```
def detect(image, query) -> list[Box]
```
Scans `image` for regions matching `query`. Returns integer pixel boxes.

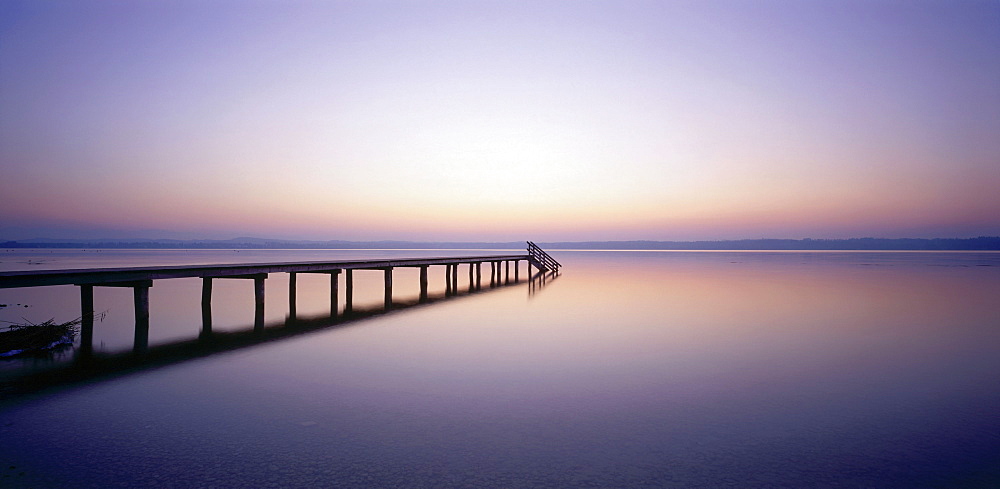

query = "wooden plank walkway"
[0,254,530,288]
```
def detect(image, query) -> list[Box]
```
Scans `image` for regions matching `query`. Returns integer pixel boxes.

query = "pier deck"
[0,254,529,288]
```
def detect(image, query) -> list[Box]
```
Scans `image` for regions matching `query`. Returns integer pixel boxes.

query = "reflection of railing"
[527,241,561,272]
[528,269,560,297]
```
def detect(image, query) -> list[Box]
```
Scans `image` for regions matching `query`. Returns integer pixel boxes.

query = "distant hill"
[3,237,999,250]
[542,237,1000,250]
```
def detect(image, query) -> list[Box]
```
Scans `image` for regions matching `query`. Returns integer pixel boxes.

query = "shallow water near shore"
[2,249,999,487]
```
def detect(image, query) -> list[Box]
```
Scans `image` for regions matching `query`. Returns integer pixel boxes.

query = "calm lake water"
[1,249,999,488]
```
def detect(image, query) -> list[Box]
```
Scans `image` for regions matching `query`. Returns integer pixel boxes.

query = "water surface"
[1,249,998,487]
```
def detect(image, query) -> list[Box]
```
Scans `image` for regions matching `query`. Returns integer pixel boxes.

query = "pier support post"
[216,273,267,331]
[78,280,154,355]
[80,285,94,355]
[133,283,150,354]
[330,270,340,318]
[384,267,393,309]
[419,266,428,302]
[475,262,482,290]
[288,272,297,320]
[201,277,213,337]
[468,263,474,291]
[254,275,265,331]
[515,260,520,282]
[505,261,510,285]
[452,264,459,292]
[490,261,496,287]
[445,265,452,296]
[299,270,341,318]
[345,269,354,313]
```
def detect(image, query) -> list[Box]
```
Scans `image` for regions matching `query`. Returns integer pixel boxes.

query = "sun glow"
[1,1,997,241]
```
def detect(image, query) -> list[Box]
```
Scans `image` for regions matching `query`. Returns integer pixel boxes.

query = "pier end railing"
[527,241,561,272]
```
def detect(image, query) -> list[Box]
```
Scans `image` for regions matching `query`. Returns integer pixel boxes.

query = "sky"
[1,0,998,242]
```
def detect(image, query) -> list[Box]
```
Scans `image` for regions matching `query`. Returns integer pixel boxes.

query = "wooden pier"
[0,243,561,355]
[0,267,561,399]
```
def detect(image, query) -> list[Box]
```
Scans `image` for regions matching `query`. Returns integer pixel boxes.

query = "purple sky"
[1,0,998,241]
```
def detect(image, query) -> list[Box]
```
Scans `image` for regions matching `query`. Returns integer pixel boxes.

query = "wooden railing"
[527,241,561,272]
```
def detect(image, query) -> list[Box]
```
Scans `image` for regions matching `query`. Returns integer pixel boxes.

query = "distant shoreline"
[3,237,999,251]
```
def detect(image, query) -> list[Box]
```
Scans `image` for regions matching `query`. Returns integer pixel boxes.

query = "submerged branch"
[0,315,101,358]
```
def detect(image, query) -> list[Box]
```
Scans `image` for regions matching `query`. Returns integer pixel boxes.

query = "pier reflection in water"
[2,264,555,399]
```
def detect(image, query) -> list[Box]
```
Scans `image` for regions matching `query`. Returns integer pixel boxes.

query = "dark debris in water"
[0,318,80,359]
